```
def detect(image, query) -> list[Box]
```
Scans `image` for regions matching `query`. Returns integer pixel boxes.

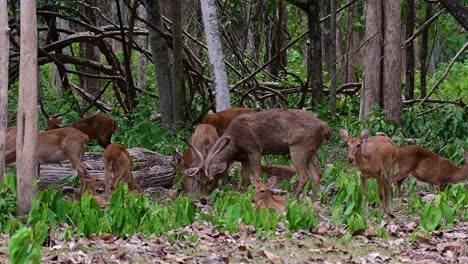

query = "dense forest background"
[0,0,467,262]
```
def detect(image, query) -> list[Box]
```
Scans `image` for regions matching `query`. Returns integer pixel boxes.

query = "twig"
[401,6,444,49]
[419,42,468,106]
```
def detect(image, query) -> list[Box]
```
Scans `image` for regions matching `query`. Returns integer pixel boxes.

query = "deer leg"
[104,159,112,196]
[376,173,391,214]
[98,137,111,148]
[248,153,262,187]
[360,174,367,193]
[239,160,251,191]
[307,153,321,202]
[290,146,311,199]
[112,166,126,190]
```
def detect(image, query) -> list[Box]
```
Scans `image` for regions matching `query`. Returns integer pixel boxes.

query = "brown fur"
[251,176,286,212]
[6,126,90,196]
[46,113,117,148]
[192,109,330,201]
[103,143,142,195]
[394,145,468,193]
[340,128,397,214]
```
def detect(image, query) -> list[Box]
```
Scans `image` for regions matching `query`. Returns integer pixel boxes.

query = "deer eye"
[357,143,361,148]
[260,190,266,193]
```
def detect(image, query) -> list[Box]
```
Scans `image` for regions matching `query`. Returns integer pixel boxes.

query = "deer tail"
[322,125,331,141]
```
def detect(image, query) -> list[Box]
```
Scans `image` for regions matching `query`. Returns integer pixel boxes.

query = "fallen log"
[37,147,175,190]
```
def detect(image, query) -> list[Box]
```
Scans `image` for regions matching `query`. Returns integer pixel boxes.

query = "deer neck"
[452,164,468,182]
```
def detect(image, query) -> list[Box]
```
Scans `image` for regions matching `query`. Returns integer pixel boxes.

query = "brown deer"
[177,124,220,202]
[173,107,255,173]
[6,126,91,195]
[251,176,286,212]
[103,143,143,195]
[394,145,468,194]
[185,109,331,201]
[46,113,117,148]
[339,128,397,214]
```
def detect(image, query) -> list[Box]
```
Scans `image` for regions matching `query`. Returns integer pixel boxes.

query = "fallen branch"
[405,97,465,107]
[401,7,444,49]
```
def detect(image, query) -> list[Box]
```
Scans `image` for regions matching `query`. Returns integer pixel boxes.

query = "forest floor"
[0,188,466,264]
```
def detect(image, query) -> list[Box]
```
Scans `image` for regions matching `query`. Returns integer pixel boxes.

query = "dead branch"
[405,97,465,107]
[401,7,444,49]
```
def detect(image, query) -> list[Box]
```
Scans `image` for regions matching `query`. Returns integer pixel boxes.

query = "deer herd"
[4,107,467,215]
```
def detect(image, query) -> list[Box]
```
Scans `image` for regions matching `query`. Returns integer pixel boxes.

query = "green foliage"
[9,226,43,264]
[286,198,317,231]
[0,173,20,234]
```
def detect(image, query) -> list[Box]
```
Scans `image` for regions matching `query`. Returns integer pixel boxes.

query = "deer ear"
[250,176,259,187]
[268,176,278,189]
[339,128,349,141]
[172,152,183,166]
[360,128,369,140]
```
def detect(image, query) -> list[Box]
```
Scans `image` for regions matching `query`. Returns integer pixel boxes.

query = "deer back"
[37,127,89,164]
[205,109,330,168]
[201,108,255,136]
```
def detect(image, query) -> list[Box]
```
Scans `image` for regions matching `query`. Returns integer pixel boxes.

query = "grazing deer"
[177,124,220,203]
[6,126,91,195]
[46,113,118,148]
[173,108,255,173]
[251,176,286,212]
[339,128,397,214]
[394,145,468,194]
[185,109,331,201]
[104,143,143,195]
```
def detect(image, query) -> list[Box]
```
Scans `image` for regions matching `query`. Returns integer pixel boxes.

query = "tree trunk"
[439,0,468,31]
[420,2,432,98]
[382,0,402,125]
[307,1,323,103]
[146,0,174,125]
[172,0,184,131]
[245,2,261,64]
[405,0,415,100]
[135,5,148,90]
[17,0,39,215]
[0,0,9,179]
[360,0,382,120]
[35,148,175,189]
[329,0,337,114]
[200,0,231,111]
[321,0,331,74]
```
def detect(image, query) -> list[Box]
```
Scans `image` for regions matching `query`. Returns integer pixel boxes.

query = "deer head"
[251,176,285,212]
[340,128,369,166]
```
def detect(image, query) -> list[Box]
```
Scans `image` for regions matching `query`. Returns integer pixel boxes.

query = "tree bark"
[329,0,337,114]
[17,0,39,215]
[439,0,468,31]
[382,0,402,125]
[200,0,231,111]
[321,0,331,74]
[405,0,415,100]
[360,0,382,120]
[172,0,184,131]
[306,0,323,103]
[0,0,9,179]
[135,5,148,90]
[420,2,432,98]
[146,0,174,125]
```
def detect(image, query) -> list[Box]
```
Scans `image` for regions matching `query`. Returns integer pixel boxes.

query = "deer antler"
[180,137,204,168]
[204,137,230,168]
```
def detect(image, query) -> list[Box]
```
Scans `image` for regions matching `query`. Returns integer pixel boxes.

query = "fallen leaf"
[261,250,281,261]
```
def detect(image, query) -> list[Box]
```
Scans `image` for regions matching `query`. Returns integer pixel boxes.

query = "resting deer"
[185,109,331,201]
[104,143,143,195]
[339,128,397,214]
[251,176,286,212]
[6,126,91,196]
[46,113,118,148]
[394,145,468,194]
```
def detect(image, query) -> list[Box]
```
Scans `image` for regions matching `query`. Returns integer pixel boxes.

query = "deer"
[173,107,255,173]
[251,176,286,212]
[339,128,397,214]
[184,109,331,201]
[394,145,468,194]
[6,126,91,196]
[103,143,143,195]
[45,113,118,148]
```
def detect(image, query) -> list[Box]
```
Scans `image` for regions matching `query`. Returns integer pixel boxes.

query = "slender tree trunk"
[360,0,382,120]
[321,0,331,74]
[329,0,337,114]
[0,0,9,179]
[172,0,184,131]
[405,0,415,100]
[246,2,261,64]
[146,0,174,125]
[17,0,39,215]
[382,0,402,125]
[135,5,148,90]
[420,2,432,98]
[306,1,323,103]
[200,0,231,111]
